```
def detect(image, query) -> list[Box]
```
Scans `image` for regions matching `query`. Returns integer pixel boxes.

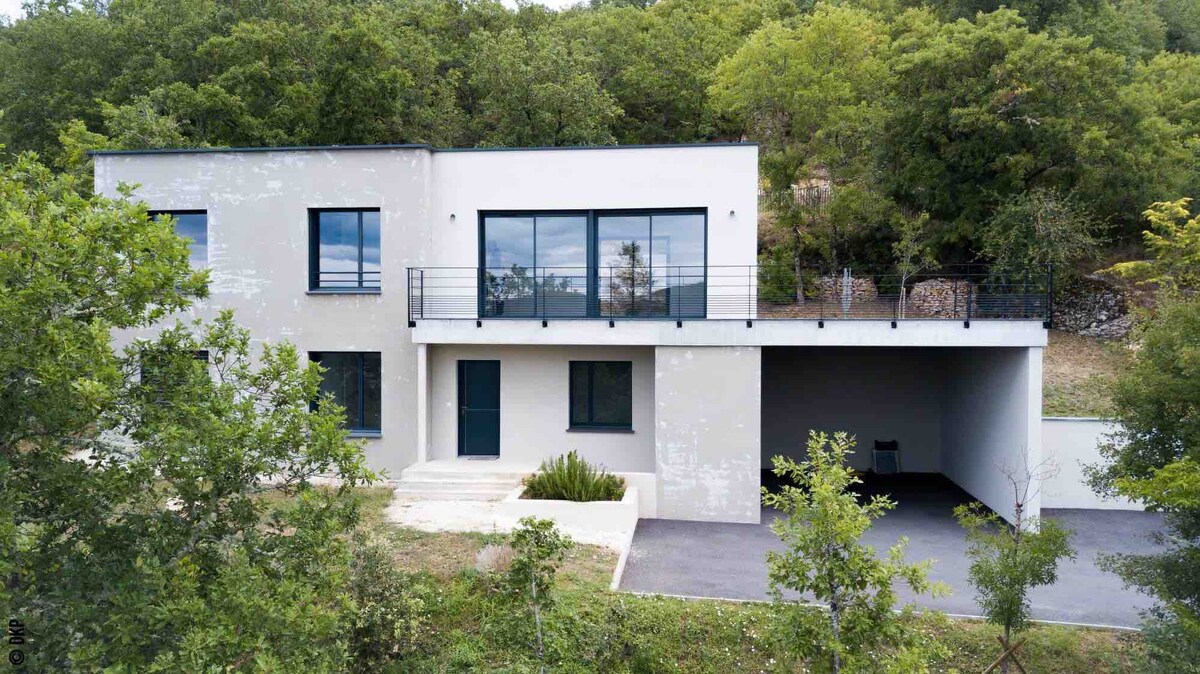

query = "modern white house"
[93,142,1064,525]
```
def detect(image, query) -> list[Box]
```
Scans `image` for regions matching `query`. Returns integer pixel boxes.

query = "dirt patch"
[1043,330,1128,417]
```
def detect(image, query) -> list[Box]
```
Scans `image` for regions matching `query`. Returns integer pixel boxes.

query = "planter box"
[497,485,640,535]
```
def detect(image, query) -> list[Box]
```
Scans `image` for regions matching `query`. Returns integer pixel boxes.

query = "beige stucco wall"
[94,148,434,476]
[427,344,656,472]
[655,346,762,523]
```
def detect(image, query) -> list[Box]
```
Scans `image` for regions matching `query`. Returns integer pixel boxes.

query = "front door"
[458,360,500,457]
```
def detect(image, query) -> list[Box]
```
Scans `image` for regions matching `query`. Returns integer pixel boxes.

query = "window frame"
[567,360,634,432]
[308,351,382,437]
[478,208,708,319]
[308,208,382,293]
[149,209,208,267]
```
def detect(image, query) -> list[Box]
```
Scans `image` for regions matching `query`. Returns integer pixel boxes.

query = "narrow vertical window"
[310,352,382,434]
[568,361,633,430]
[151,210,208,267]
[309,209,381,291]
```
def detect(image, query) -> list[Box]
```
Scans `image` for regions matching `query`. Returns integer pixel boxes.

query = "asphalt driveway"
[618,478,1166,629]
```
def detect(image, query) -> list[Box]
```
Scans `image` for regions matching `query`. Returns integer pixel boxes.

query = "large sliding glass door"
[480,209,705,319]
[596,211,705,318]
[481,213,588,317]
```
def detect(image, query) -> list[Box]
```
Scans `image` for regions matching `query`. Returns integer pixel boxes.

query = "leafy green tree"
[500,516,574,674]
[980,188,1100,274]
[712,5,892,274]
[893,211,937,317]
[880,10,1178,252]
[762,431,947,673]
[468,26,622,147]
[1089,197,1200,670]
[1086,292,1200,673]
[0,152,381,670]
[1104,199,1200,289]
[955,468,1074,674]
[1158,0,1200,52]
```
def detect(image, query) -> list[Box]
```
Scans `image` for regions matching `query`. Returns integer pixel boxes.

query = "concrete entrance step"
[392,485,514,501]
[393,460,535,502]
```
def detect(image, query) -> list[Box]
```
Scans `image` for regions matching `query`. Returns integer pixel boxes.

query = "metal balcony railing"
[312,269,381,289]
[405,264,1053,326]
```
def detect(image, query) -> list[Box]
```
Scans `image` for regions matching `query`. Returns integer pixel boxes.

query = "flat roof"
[88,141,757,157]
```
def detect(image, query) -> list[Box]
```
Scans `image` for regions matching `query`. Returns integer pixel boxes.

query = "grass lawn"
[1043,330,1127,418]
[350,488,1145,673]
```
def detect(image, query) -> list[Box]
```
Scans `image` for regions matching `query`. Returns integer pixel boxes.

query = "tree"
[893,211,937,318]
[1088,197,1200,670]
[762,431,947,673]
[980,188,1100,275]
[954,461,1074,674]
[0,152,380,670]
[605,240,652,315]
[711,7,892,273]
[467,26,622,147]
[879,10,1178,253]
[500,517,574,674]
[1103,198,1200,290]
[1084,293,1200,672]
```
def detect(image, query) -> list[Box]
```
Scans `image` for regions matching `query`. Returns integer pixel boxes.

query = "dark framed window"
[479,209,705,319]
[309,209,381,291]
[310,352,381,434]
[569,361,633,430]
[151,210,207,266]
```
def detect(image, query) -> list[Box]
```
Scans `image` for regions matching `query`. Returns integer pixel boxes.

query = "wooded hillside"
[2,0,1197,268]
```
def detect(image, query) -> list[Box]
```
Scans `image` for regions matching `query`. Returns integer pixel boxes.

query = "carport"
[761,345,1043,523]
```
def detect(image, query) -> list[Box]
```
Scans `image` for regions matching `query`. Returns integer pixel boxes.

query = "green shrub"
[522,451,626,502]
[347,534,428,673]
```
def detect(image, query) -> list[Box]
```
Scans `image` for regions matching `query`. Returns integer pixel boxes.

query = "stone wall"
[816,276,877,301]
[1052,275,1132,340]
[907,278,974,318]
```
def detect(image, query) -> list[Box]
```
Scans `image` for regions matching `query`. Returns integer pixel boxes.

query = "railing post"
[965,275,973,328]
[1045,263,1054,328]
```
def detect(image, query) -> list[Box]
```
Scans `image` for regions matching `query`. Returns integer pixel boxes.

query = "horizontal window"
[569,361,632,430]
[151,210,207,267]
[310,352,381,433]
[310,209,381,291]
[480,209,705,319]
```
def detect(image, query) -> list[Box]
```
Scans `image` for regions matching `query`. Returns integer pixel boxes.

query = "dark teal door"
[458,360,500,457]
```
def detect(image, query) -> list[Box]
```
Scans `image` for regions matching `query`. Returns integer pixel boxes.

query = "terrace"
[405,264,1054,327]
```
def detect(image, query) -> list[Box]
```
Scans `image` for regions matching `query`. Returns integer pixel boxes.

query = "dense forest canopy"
[1,0,1198,266]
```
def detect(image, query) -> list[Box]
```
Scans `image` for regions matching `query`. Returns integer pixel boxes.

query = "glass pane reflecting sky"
[318,211,359,286]
[156,212,208,267]
[483,216,534,270]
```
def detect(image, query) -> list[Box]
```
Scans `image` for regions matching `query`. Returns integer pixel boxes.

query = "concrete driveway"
[618,479,1166,629]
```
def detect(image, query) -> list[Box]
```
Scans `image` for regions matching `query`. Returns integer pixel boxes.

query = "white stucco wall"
[94,148,433,476]
[761,347,945,472]
[941,347,1042,522]
[427,344,656,472]
[654,346,762,523]
[429,144,759,281]
[92,144,758,480]
[1041,417,1141,510]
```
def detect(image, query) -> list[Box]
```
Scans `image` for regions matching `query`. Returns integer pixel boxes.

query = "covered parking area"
[761,345,1043,523]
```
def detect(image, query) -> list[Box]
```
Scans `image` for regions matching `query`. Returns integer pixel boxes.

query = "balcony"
[405,264,1053,326]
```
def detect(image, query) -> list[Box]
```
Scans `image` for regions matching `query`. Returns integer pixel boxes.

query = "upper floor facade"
[93,142,1049,350]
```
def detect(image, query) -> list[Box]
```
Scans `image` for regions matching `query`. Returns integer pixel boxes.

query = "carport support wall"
[654,346,761,523]
[940,347,1043,524]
